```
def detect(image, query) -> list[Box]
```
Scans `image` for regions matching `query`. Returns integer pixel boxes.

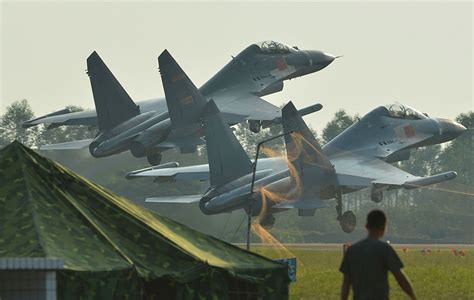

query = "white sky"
[1,1,473,132]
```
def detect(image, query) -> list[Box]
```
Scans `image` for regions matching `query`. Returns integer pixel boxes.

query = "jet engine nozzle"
[89,141,101,157]
[200,187,259,215]
[130,119,171,158]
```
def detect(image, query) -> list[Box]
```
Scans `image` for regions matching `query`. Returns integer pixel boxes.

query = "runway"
[236,243,474,250]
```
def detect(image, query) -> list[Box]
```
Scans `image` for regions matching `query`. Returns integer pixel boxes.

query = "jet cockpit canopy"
[384,103,428,120]
[255,40,296,54]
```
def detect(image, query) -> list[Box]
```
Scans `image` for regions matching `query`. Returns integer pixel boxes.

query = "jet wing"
[126,164,210,182]
[127,157,286,182]
[22,98,166,129]
[332,152,456,188]
[145,195,201,204]
[212,90,281,121]
[39,139,94,150]
[332,153,417,186]
[273,200,330,209]
[22,109,98,128]
[158,136,205,149]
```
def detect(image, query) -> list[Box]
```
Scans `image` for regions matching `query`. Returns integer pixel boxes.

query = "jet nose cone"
[437,118,467,140]
[452,121,468,136]
[305,50,337,69]
[284,50,338,79]
[322,52,337,65]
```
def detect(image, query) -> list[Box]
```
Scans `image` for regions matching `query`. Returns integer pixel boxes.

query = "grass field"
[254,244,474,299]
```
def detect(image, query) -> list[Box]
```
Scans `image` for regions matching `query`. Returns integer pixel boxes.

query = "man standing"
[340,210,416,300]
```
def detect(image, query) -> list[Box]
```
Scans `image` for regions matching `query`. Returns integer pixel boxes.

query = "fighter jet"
[127,72,466,232]
[23,41,335,165]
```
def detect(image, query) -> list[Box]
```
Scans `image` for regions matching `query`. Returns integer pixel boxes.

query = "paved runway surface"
[236,243,474,250]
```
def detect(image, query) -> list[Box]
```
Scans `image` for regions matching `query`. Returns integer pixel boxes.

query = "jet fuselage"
[28,41,337,165]
[199,103,466,218]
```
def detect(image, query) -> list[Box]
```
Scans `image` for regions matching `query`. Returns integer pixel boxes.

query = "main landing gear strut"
[335,188,356,233]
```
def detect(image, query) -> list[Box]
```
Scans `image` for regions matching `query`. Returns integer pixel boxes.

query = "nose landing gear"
[335,188,356,233]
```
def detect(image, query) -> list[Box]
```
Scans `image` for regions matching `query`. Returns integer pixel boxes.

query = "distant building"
[0,258,63,300]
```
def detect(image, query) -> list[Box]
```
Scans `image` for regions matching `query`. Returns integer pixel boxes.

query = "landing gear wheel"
[339,211,356,233]
[259,214,276,230]
[371,189,383,203]
[147,153,162,166]
[335,187,356,233]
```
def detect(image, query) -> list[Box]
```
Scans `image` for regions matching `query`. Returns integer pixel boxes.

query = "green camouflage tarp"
[0,141,289,299]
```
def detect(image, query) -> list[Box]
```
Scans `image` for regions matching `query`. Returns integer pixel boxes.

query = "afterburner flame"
[287,132,332,169]
[252,133,322,249]
[251,223,296,258]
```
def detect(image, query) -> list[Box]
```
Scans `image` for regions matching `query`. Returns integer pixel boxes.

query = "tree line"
[1,99,473,244]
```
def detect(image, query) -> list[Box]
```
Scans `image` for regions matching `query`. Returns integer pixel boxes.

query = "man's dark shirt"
[339,238,404,300]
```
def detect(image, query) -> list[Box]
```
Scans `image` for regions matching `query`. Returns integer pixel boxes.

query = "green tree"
[322,109,357,144]
[234,121,321,159]
[0,99,39,146]
[437,112,474,186]
[38,105,97,145]
[0,131,7,148]
[234,122,284,157]
[398,145,441,176]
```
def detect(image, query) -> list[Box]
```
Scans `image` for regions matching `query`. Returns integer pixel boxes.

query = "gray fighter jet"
[128,74,466,232]
[23,41,334,165]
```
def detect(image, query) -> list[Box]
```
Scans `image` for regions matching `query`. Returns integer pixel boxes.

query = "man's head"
[366,209,387,238]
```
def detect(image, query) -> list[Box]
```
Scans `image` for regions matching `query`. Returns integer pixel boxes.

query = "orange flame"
[251,132,324,256]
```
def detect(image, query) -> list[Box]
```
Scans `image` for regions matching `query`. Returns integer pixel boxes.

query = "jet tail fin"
[203,100,252,187]
[87,51,139,132]
[281,101,334,176]
[158,50,207,128]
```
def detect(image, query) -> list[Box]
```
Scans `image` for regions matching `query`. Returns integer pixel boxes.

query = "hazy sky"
[1,1,472,132]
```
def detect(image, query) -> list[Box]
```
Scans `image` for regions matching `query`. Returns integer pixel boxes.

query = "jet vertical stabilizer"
[281,101,332,170]
[281,101,336,208]
[87,51,140,132]
[203,100,252,187]
[159,50,208,128]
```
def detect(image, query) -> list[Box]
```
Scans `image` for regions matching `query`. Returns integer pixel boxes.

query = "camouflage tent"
[0,141,289,299]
